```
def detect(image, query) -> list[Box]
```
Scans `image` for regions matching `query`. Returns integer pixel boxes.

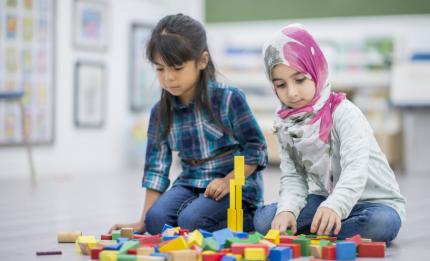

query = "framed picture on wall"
[129,23,159,112]
[74,62,106,128]
[73,0,109,51]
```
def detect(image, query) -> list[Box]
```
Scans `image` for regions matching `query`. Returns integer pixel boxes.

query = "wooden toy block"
[346,234,363,245]
[265,229,280,244]
[137,246,155,256]
[79,241,98,255]
[336,241,356,260]
[278,243,301,258]
[159,236,188,252]
[357,242,385,258]
[236,209,243,232]
[227,208,237,231]
[293,238,311,256]
[127,249,137,255]
[280,235,297,244]
[163,228,178,237]
[229,179,236,208]
[235,186,242,210]
[112,230,121,240]
[234,156,245,186]
[137,235,161,245]
[310,239,320,245]
[361,238,372,243]
[57,231,82,243]
[220,256,237,261]
[102,234,113,240]
[136,256,165,261]
[75,235,97,253]
[234,232,248,239]
[91,247,104,260]
[117,254,137,261]
[259,239,276,249]
[322,245,336,260]
[231,243,269,256]
[179,229,189,235]
[36,250,62,256]
[319,240,331,246]
[213,228,234,246]
[162,224,174,233]
[105,242,123,251]
[202,251,225,261]
[268,246,293,261]
[98,240,117,248]
[119,240,140,254]
[162,235,178,241]
[199,229,213,238]
[188,229,204,247]
[203,237,221,252]
[120,228,134,239]
[244,247,265,260]
[224,254,242,261]
[310,245,322,258]
[99,250,118,261]
[168,249,198,261]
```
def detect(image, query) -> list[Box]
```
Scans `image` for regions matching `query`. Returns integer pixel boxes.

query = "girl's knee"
[145,206,169,235]
[360,207,401,242]
[177,210,202,231]
[253,204,277,235]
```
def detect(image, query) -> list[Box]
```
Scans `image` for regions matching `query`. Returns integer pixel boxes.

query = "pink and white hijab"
[263,24,345,192]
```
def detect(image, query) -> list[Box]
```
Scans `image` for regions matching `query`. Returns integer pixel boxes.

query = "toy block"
[259,239,276,249]
[137,235,161,245]
[119,240,140,254]
[136,256,165,261]
[292,238,311,256]
[286,229,293,235]
[229,179,236,208]
[319,240,331,246]
[234,232,248,239]
[247,232,264,243]
[162,235,178,241]
[179,229,189,235]
[150,252,169,259]
[235,186,242,210]
[268,246,292,261]
[102,234,113,240]
[199,229,213,238]
[79,241,99,255]
[310,245,322,258]
[57,231,82,243]
[220,256,237,261]
[188,230,204,247]
[167,249,198,261]
[203,237,221,251]
[118,237,130,244]
[162,224,174,233]
[227,208,237,231]
[105,242,123,251]
[265,229,280,244]
[224,237,242,248]
[280,235,297,244]
[336,241,356,260]
[236,209,243,232]
[159,236,188,252]
[121,228,134,239]
[99,250,119,261]
[36,250,62,256]
[202,251,225,261]
[213,228,235,246]
[75,235,97,253]
[112,230,121,240]
[137,246,154,256]
[231,243,269,256]
[357,242,385,258]
[322,245,336,260]
[346,234,362,245]
[163,228,178,237]
[117,254,137,261]
[361,238,372,243]
[278,243,300,258]
[306,234,318,238]
[244,247,265,260]
[98,240,117,248]
[91,247,104,260]
[234,156,245,186]
[127,249,137,255]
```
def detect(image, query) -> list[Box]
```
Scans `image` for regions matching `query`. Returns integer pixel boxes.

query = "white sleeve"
[276,145,309,218]
[319,101,370,219]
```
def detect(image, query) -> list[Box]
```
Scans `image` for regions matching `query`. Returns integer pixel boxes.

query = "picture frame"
[129,22,159,112]
[73,0,109,51]
[74,62,106,128]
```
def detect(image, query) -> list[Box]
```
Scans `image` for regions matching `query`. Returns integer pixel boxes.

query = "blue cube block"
[199,229,213,238]
[269,247,292,261]
[150,252,169,259]
[162,235,178,241]
[104,242,122,250]
[221,256,237,261]
[234,232,249,239]
[161,224,174,233]
[336,241,356,260]
[117,237,129,244]
[213,228,234,246]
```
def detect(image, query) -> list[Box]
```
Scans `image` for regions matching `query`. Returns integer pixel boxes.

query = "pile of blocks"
[57,226,386,260]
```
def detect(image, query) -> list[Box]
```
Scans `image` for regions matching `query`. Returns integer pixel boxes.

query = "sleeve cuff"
[142,173,170,193]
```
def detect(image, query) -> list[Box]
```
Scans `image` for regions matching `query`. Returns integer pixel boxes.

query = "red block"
[101,234,112,240]
[322,245,336,260]
[202,253,225,261]
[90,247,103,260]
[127,249,137,255]
[346,234,363,245]
[179,229,189,235]
[280,235,298,244]
[279,243,301,258]
[220,248,231,254]
[358,242,385,258]
[231,243,270,256]
[137,234,161,244]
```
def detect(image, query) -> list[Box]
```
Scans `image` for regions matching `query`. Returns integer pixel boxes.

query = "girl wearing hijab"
[253,24,405,243]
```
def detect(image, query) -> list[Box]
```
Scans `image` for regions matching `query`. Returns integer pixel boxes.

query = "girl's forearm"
[139,189,161,224]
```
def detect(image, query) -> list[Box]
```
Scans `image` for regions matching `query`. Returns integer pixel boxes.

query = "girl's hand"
[311,207,341,235]
[271,211,297,235]
[108,221,145,234]
[204,177,230,201]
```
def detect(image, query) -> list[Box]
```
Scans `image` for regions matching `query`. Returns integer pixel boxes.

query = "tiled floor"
[0,166,428,260]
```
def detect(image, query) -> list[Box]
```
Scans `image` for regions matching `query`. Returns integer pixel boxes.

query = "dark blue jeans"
[145,184,255,234]
[253,194,401,243]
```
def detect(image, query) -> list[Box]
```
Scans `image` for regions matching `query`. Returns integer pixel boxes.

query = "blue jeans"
[253,194,401,243]
[145,184,255,234]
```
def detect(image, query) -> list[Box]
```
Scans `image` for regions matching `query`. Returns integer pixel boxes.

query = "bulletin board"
[0,0,55,146]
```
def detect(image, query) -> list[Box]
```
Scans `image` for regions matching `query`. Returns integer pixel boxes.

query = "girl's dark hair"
[147,13,227,141]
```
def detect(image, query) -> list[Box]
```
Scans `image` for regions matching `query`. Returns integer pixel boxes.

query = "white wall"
[0,0,203,178]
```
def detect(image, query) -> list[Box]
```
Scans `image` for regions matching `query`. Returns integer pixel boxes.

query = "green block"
[320,240,331,246]
[224,237,242,248]
[119,240,140,254]
[293,238,311,256]
[117,254,137,261]
[286,229,293,235]
[112,230,121,240]
[306,234,317,238]
[203,237,220,251]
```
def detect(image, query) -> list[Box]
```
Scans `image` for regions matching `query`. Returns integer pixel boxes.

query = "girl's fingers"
[325,216,335,235]
[291,220,297,235]
[334,217,341,235]
[311,211,322,233]
[318,214,329,235]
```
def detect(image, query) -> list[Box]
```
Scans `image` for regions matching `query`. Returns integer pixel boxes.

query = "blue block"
[104,242,122,250]
[213,228,234,246]
[269,247,292,261]
[336,241,356,260]
[234,232,248,239]
[162,235,178,241]
[151,252,169,259]
[161,224,174,233]
[117,237,129,244]
[221,256,237,261]
[199,229,213,238]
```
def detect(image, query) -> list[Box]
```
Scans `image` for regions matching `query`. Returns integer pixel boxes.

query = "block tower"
[228,156,245,232]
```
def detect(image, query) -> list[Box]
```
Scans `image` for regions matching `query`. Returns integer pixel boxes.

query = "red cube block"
[101,234,112,240]
[346,234,363,245]
[358,242,385,258]
[179,229,189,235]
[127,249,137,255]
[137,234,161,245]
[279,243,301,258]
[202,252,225,261]
[322,245,336,260]
[280,235,298,244]
[90,247,103,260]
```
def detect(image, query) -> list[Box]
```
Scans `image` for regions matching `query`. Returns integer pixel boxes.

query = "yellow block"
[75,235,97,253]
[229,179,236,209]
[159,236,188,252]
[236,209,243,232]
[228,208,237,231]
[57,231,82,243]
[234,156,245,186]
[137,246,154,256]
[235,185,242,210]
[99,250,118,261]
[310,239,321,245]
[265,229,280,245]
[137,256,165,261]
[188,230,203,247]
[244,247,265,260]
